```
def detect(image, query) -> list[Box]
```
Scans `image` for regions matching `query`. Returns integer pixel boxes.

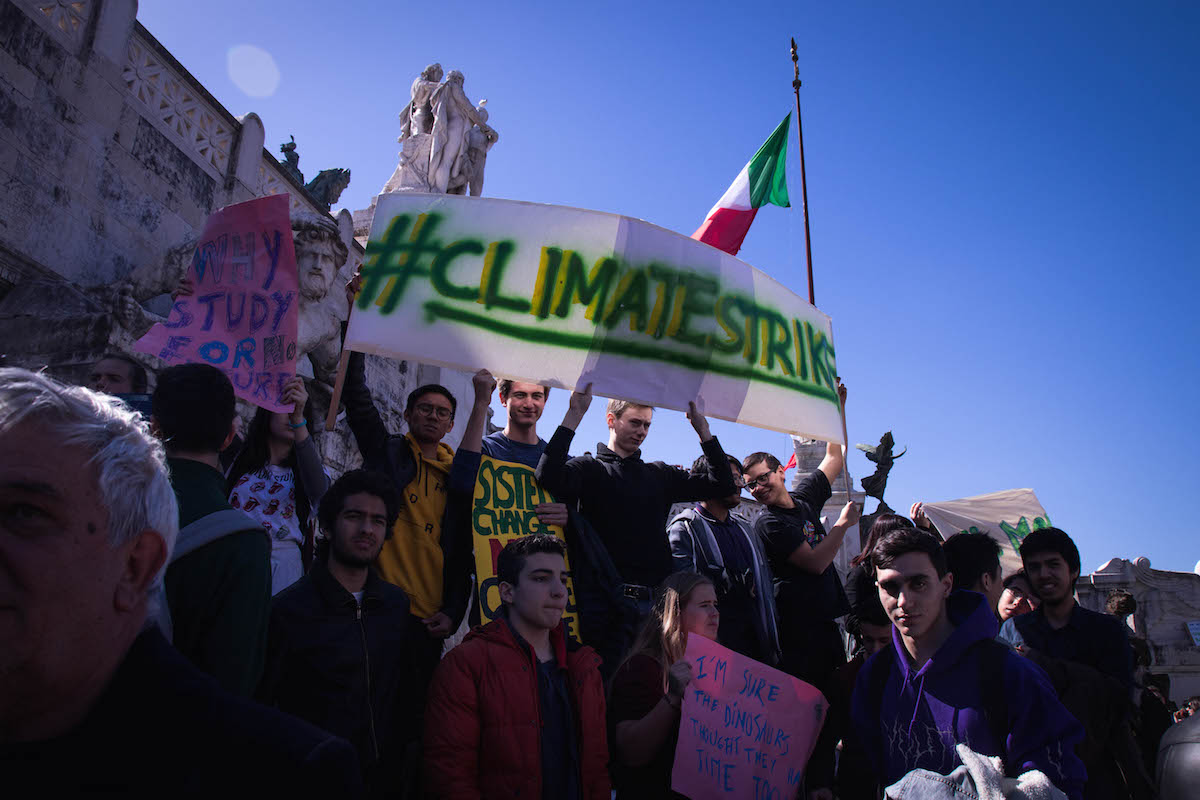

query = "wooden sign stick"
[324,349,350,432]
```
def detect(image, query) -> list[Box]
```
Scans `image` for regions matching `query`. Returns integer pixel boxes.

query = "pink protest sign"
[671,635,827,800]
[135,194,299,412]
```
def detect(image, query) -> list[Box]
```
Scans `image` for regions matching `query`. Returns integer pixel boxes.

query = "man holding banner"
[452,369,586,630]
[535,385,736,669]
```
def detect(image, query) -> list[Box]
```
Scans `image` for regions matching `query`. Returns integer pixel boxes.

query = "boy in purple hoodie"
[851,528,1087,799]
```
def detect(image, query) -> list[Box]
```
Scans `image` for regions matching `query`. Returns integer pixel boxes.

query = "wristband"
[287,418,307,429]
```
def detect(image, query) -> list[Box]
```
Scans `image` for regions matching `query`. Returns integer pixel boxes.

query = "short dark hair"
[1018,527,1081,577]
[742,452,781,472]
[406,383,456,416]
[943,532,1002,592]
[317,469,400,537]
[497,535,566,588]
[1003,569,1032,590]
[690,453,741,478]
[498,379,550,400]
[98,352,149,393]
[871,528,948,578]
[152,364,235,453]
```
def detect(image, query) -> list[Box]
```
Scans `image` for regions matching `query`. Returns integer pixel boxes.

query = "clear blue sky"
[140,1,1199,574]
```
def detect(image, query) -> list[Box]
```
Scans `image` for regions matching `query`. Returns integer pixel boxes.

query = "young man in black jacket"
[260,469,424,798]
[535,384,736,673]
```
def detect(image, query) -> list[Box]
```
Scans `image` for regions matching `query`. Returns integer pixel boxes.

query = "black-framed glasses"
[744,472,774,489]
[414,402,453,420]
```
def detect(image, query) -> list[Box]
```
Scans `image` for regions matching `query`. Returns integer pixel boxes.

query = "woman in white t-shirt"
[226,376,329,595]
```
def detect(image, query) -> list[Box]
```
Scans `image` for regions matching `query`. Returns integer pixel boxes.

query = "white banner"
[345,193,844,441]
[922,488,1053,576]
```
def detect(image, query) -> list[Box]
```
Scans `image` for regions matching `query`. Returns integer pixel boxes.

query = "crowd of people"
[2,333,1197,798]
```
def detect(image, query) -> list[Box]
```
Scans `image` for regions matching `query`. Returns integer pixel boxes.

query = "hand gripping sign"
[672,635,827,800]
[471,454,582,640]
[135,195,299,412]
[346,193,845,442]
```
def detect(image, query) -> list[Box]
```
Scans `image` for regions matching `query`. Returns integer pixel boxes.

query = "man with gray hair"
[0,368,362,795]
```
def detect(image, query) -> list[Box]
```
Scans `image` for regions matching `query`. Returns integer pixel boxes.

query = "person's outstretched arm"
[667,401,736,501]
[534,383,592,502]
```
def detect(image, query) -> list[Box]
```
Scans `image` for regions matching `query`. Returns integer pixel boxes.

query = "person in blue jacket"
[851,527,1087,799]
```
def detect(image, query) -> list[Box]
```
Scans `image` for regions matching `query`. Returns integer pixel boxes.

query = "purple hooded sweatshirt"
[851,591,1087,800]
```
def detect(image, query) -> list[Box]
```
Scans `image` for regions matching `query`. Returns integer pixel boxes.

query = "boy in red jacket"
[423,535,609,799]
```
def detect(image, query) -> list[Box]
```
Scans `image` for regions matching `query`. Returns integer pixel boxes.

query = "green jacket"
[165,457,271,698]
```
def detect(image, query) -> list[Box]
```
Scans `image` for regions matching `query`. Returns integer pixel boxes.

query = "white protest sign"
[346,193,844,441]
[922,488,1052,576]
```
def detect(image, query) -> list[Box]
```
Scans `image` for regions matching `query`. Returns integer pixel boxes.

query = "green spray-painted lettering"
[357,212,840,402]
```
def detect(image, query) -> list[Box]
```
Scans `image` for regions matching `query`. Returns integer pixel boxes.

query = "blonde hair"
[621,572,714,689]
[606,398,653,421]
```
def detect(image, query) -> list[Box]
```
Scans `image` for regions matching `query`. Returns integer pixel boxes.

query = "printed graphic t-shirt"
[229,464,303,594]
[753,469,849,624]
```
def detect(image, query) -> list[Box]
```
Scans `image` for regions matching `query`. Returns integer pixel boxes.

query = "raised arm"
[341,273,388,468]
[457,369,496,455]
[817,382,848,487]
[284,378,331,508]
[784,501,859,575]
[534,383,592,502]
[666,402,736,502]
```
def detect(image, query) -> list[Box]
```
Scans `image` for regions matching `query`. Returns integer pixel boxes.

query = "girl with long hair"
[844,513,914,613]
[608,572,720,799]
[227,376,329,595]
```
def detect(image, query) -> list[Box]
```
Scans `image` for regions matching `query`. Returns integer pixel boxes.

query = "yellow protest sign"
[471,454,581,641]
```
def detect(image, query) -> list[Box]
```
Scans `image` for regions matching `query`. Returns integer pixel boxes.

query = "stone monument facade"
[0,0,475,475]
[1077,557,1200,707]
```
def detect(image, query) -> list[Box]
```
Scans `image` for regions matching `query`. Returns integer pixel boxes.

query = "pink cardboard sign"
[135,195,299,412]
[671,635,827,800]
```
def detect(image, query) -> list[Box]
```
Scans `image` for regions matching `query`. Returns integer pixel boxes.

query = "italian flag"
[692,114,791,256]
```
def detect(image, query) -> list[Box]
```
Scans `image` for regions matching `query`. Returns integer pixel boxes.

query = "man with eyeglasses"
[741,382,859,689]
[342,339,476,684]
[667,454,781,665]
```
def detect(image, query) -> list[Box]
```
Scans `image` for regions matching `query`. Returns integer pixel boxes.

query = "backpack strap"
[867,645,897,724]
[973,638,1013,772]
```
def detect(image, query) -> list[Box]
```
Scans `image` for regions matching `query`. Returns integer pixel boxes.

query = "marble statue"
[291,209,350,389]
[379,64,498,197]
[398,63,444,141]
[453,100,499,197]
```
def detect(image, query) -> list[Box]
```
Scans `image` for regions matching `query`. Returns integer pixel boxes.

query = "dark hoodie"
[851,591,1087,800]
[535,426,735,587]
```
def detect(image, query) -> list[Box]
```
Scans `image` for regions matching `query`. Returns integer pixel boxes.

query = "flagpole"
[791,37,816,307]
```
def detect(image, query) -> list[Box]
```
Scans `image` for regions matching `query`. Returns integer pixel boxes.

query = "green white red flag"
[692,114,791,255]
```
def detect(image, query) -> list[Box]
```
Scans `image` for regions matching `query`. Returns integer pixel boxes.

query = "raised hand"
[345,270,363,308]
[686,400,712,441]
[282,376,309,422]
[836,500,861,530]
[562,382,593,429]
[910,501,932,530]
[472,369,496,406]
